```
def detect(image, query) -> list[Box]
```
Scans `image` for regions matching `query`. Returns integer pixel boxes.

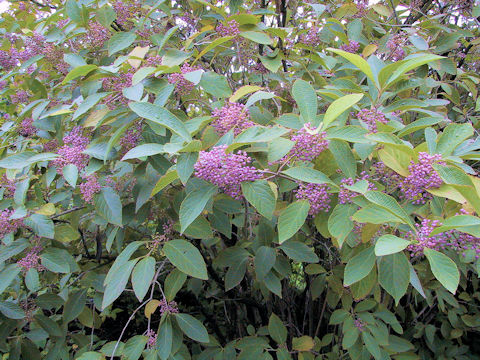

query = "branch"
[51,206,86,219]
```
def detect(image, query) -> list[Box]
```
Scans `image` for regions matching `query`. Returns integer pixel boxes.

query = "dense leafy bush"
[1,0,480,358]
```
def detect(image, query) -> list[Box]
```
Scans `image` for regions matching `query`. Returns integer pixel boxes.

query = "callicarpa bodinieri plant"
[1,0,480,358]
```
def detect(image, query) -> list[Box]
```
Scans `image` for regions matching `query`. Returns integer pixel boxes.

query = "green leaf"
[328,204,356,248]
[362,332,382,360]
[123,335,147,360]
[282,166,336,187]
[63,164,78,188]
[96,5,116,28]
[95,187,123,226]
[199,71,232,98]
[344,247,376,286]
[62,64,97,84]
[108,32,137,56]
[163,239,208,280]
[242,180,276,219]
[225,260,247,291]
[278,200,310,244]
[378,54,444,89]
[323,93,363,128]
[0,301,25,319]
[268,313,287,344]
[176,152,198,184]
[364,191,415,230]
[132,257,155,301]
[436,123,474,156]
[375,235,411,256]
[63,289,87,323]
[122,144,165,160]
[292,79,317,124]
[151,169,178,197]
[179,182,217,232]
[102,259,137,310]
[424,248,460,294]
[327,48,377,85]
[157,317,173,360]
[34,314,63,337]
[174,313,209,343]
[240,31,273,45]
[164,269,187,302]
[193,36,235,64]
[431,215,480,237]
[73,92,109,120]
[41,248,73,273]
[279,241,319,263]
[0,264,21,296]
[129,102,192,141]
[264,271,282,297]
[24,214,54,239]
[378,252,410,305]
[66,0,83,23]
[328,140,356,178]
[76,352,104,360]
[353,205,404,224]
[255,246,276,280]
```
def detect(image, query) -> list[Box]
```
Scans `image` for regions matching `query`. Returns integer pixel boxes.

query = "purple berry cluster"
[340,40,360,53]
[407,214,480,259]
[119,121,143,157]
[301,25,320,47]
[354,0,369,17]
[1,174,16,197]
[83,21,111,49]
[338,172,376,204]
[253,62,269,74]
[0,209,23,238]
[354,317,366,332]
[159,298,179,315]
[113,0,143,30]
[194,145,261,199]
[386,34,406,61]
[146,330,157,348]
[145,55,162,67]
[356,108,388,133]
[52,126,90,173]
[10,90,30,105]
[79,175,102,204]
[282,123,328,163]
[400,152,444,204]
[371,162,400,192]
[295,182,331,216]
[167,63,200,96]
[216,20,240,37]
[102,70,134,108]
[19,117,37,137]
[105,173,137,193]
[211,103,255,136]
[17,246,45,272]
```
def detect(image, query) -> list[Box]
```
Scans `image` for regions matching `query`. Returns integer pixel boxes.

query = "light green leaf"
[328,204,356,248]
[364,191,415,230]
[62,64,97,84]
[282,167,336,187]
[24,214,55,239]
[242,180,276,219]
[344,247,376,286]
[193,36,234,64]
[123,335,148,360]
[179,182,216,232]
[424,248,460,294]
[279,241,319,263]
[175,313,209,343]
[255,246,276,280]
[199,71,232,98]
[132,257,155,301]
[436,123,474,156]
[278,200,310,244]
[292,79,317,124]
[122,144,165,160]
[323,93,363,128]
[63,164,78,188]
[151,168,178,197]
[378,252,410,305]
[268,313,287,344]
[164,269,187,302]
[129,102,192,141]
[163,239,208,280]
[0,264,20,296]
[157,317,173,360]
[108,32,137,56]
[375,235,411,256]
[95,187,123,226]
[240,31,273,45]
[327,48,377,85]
[102,259,138,309]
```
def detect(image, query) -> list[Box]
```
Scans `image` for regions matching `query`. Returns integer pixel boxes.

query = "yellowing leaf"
[292,336,314,351]
[84,108,109,128]
[127,46,150,68]
[36,203,56,216]
[230,85,263,103]
[362,44,377,58]
[144,299,160,319]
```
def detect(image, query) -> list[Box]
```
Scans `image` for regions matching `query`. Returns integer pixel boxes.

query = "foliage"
[0,0,480,359]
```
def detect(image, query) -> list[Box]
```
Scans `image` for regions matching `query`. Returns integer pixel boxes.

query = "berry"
[211,103,254,136]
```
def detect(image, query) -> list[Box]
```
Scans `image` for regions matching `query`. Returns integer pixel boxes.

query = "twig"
[51,206,86,219]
